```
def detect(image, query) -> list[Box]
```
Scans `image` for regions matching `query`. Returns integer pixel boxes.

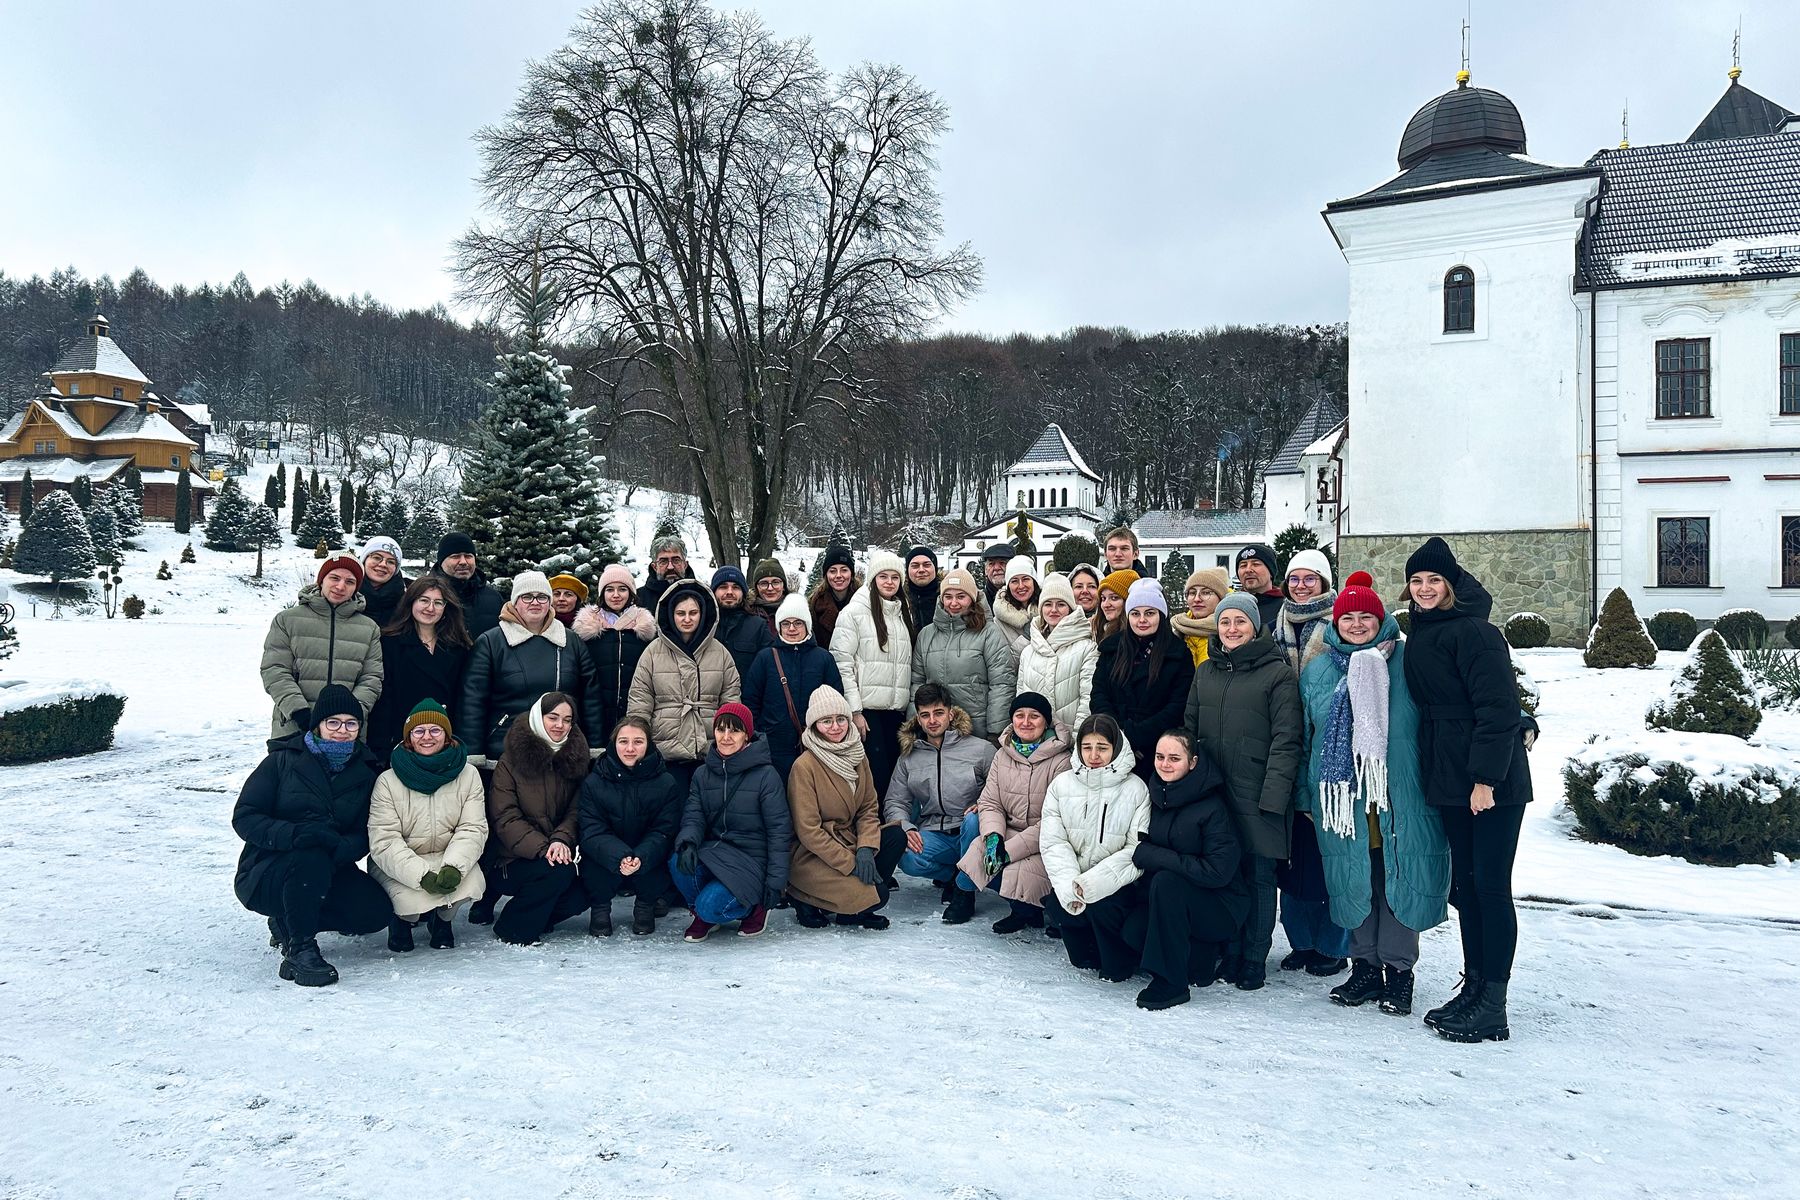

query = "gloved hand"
[331,838,362,868]
[982,832,1009,877]
[293,826,338,852]
[676,844,698,878]
[291,709,311,731]
[419,869,441,893]
[435,864,462,892]
[852,847,878,886]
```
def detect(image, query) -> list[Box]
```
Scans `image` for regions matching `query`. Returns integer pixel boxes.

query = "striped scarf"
[1317,637,1395,839]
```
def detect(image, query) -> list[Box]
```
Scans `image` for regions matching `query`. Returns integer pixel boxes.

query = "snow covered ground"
[2,545,1798,1197]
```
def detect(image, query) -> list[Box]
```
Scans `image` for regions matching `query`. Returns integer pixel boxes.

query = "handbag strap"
[771,649,805,734]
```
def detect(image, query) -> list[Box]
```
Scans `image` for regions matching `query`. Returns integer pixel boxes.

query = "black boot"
[836,911,891,931]
[1216,953,1243,985]
[631,901,656,936]
[468,898,496,926]
[942,888,976,925]
[1435,980,1509,1043]
[1187,943,1221,988]
[1423,972,1484,1030]
[1379,967,1414,1016]
[1280,948,1313,971]
[279,937,339,987]
[1235,960,1267,991]
[387,917,416,953]
[1306,954,1349,977]
[267,915,288,949]
[794,902,830,929]
[1329,959,1385,1007]
[426,911,455,950]
[991,909,1038,935]
[1136,974,1192,1010]
[589,906,614,937]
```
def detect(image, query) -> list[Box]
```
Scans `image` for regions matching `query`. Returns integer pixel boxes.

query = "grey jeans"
[1349,849,1419,971]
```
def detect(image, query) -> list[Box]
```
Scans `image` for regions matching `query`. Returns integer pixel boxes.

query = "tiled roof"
[1577,130,1800,289]
[1009,423,1100,481]
[1265,397,1346,476]
[1327,146,1595,211]
[48,333,151,384]
[1135,508,1266,542]
[1688,80,1794,144]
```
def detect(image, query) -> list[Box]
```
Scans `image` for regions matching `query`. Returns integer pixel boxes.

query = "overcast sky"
[1,1,1793,336]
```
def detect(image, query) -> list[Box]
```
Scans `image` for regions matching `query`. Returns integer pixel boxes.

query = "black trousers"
[863,709,906,800]
[585,859,673,911]
[1045,886,1141,980]
[866,822,908,912]
[1440,803,1526,983]
[492,858,592,944]
[1127,870,1243,986]
[1233,853,1279,965]
[242,850,392,943]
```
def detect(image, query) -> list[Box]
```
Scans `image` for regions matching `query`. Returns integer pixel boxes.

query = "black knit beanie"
[1403,536,1463,585]
[1009,692,1056,731]
[823,544,855,571]
[907,545,938,568]
[435,531,477,571]
[310,683,363,731]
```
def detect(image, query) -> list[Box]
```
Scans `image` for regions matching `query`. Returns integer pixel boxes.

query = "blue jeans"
[1280,894,1352,958]
[899,810,982,889]
[668,855,751,925]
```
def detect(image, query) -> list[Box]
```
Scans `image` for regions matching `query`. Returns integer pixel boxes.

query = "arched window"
[1061,488,1068,507]
[1443,266,1474,333]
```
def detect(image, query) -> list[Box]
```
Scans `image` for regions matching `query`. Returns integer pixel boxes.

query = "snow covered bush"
[14,490,97,588]
[0,683,126,765]
[1503,612,1550,649]
[1646,609,1698,652]
[122,595,145,619]
[1784,616,1800,649]
[1563,733,1800,866]
[1584,587,1657,669]
[1051,533,1099,574]
[1713,609,1768,650]
[1513,653,1540,717]
[1645,631,1760,739]
[295,479,344,550]
[204,477,256,550]
[1738,645,1800,713]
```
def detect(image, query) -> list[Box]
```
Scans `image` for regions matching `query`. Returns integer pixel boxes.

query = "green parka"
[260,584,384,738]
[1184,632,1302,860]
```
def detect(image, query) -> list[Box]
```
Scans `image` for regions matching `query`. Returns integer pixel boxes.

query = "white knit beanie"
[1039,571,1077,611]
[1285,549,1334,590]
[511,570,552,600]
[867,549,906,580]
[775,593,812,635]
[1005,555,1037,583]
[361,535,402,564]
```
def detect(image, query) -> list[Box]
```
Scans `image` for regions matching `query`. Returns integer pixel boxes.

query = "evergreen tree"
[0,615,17,666]
[85,499,121,567]
[180,542,196,564]
[455,271,625,579]
[290,474,309,533]
[124,465,144,501]
[100,482,143,540]
[402,504,448,563]
[354,485,386,539]
[310,468,321,495]
[1052,533,1100,574]
[264,472,281,508]
[69,476,94,511]
[15,491,98,585]
[378,493,410,540]
[274,462,287,507]
[339,477,356,530]
[1646,630,1761,739]
[174,471,192,534]
[205,477,255,550]
[1584,587,1658,669]
[19,469,34,528]
[1272,523,1319,578]
[1157,550,1190,613]
[295,478,344,549]
[244,504,282,579]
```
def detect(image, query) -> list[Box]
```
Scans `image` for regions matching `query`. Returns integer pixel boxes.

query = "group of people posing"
[239,524,1534,1041]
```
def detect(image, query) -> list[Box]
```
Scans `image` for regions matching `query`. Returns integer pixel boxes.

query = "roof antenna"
[1729,18,1741,80]
[1457,8,1471,87]
[1619,100,1630,149]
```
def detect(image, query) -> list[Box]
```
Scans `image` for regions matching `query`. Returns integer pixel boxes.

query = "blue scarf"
[1317,632,1394,839]
[1010,735,1043,759]
[304,732,358,774]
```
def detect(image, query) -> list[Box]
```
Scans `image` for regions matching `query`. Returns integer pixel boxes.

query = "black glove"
[763,887,785,910]
[293,826,337,852]
[852,847,878,886]
[291,709,311,730]
[331,838,362,868]
[676,844,698,878]
[435,864,462,892]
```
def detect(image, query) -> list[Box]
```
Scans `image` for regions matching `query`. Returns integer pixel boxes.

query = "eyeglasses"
[410,726,446,738]
[517,594,551,604]
[321,719,361,733]
[816,715,850,726]
[655,555,684,566]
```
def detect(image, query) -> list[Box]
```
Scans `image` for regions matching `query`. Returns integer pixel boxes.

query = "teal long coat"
[1295,617,1450,933]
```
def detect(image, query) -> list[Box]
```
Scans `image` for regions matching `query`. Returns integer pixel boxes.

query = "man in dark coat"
[1233,544,1287,632]
[711,565,775,681]
[431,531,503,638]
[904,546,941,631]
[980,541,1013,605]
[639,535,696,614]
[358,536,409,628]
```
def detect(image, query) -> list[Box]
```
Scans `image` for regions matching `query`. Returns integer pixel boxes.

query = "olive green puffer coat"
[260,585,384,738]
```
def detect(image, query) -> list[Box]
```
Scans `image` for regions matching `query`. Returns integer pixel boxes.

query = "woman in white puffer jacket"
[1041,713,1152,982]
[829,550,915,797]
[1014,572,1098,732]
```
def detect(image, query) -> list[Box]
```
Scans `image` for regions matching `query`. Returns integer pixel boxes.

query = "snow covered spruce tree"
[294,478,344,550]
[205,477,255,550]
[378,493,410,541]
[1645,629,1761,739]
[454,270,624,581]
[100,482,143,542]
[85,499,121,567]
[402,504,447,564]
[1584,587,1658,669]
[15,490,98,589]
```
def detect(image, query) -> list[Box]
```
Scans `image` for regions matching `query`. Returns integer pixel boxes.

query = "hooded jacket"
[1040,740,1152,912]
[260,584,385,738]
[1132,752,1250,926]
[460,603,604,759]
[367,759,488,915]
[882,707,997,833]
[1401,572,1535,809]
[488,713,592,869]
[432,567,503,639]
[743,636,843,776]
[1185,632,1304,860]
[676,734,792,910]
[358,571,409,629]
[1015,615,1099,733]
[785,749,884,915]
[625,580,743,763]
[829,588,915,714]
[1091,629,1197,779]
[910,595,1018,737]
[232,731,382,906]
[954,721,1073,905]
[576,743,683,873]
[573,602,658,744]
[1298,618,1451,932]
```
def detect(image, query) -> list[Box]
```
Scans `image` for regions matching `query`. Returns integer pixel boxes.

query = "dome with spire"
[1397,76,1527,169]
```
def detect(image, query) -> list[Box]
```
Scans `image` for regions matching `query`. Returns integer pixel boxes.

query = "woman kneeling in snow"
[785,687,906,930]
[670,704,792,942]
[1040,714,1152,983]
[233,685,393,988]
[366,699,488,953]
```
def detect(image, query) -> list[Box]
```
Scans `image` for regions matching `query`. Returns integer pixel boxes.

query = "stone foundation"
[1338,529,1592,646]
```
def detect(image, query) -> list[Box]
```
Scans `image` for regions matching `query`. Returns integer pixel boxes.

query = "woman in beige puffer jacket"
[626,580,741,782]
[954,712,1073,926]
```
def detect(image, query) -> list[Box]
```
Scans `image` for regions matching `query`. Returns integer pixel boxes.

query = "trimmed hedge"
[1503,612,1551,649]
[1584,587,1657,669]
[1713,609,1768,650]
[1783,615,1800,650]
[0,693,127,764]
[1646,609,1697,652]
[1564,749,1800,867]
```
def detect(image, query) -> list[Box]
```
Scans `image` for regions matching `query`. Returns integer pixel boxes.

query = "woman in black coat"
[367,576,472,765]
[574,563,658,744]
[712,567,775,681]
[1127,730,1251,1010]
[459,572,605,759]
[233,684,393,988]
[670,704,792,941]
[1401,537,1533,1044]
[1090,580,1195,784]
[578,716,683,937]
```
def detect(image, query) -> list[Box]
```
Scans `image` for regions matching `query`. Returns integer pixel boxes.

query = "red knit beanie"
[317,555,364,588]
[714,701,755,738]
[1332,571,1386,623]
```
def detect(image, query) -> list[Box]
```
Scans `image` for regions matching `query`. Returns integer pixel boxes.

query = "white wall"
[1327,176,1598,538]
